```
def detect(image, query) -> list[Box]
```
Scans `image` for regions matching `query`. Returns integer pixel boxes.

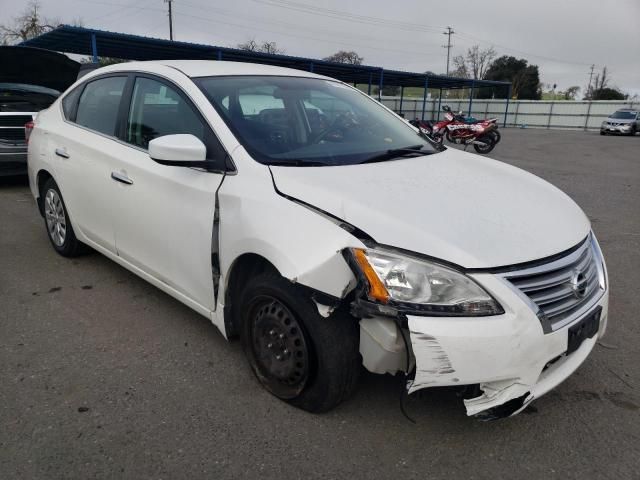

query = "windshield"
[0,83,60,112]
[610,111,636,119]
[195,75,438,166]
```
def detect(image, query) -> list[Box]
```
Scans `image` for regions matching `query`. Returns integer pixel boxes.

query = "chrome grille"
[502,237,604,331]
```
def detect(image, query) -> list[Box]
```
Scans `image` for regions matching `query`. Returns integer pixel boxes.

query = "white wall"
[379,97,638,130]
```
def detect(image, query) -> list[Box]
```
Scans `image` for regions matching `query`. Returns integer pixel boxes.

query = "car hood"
[270,148,590,269]
[606,117,634,124]
[0,46,79,93]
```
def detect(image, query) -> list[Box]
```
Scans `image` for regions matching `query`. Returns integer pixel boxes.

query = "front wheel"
[240,271,360,412]
[473,135,496,154]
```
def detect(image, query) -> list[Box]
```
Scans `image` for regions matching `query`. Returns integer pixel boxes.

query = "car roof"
[94,60,332,81]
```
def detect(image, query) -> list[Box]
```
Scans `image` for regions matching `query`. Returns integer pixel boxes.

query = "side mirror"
[149,134,207,163]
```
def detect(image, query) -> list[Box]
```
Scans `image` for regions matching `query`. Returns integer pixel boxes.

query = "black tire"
[600,131,606,135]
[240,271,360,412]
[41,178,87,257]
[629,126,637,136]
[445,131,454,143]
[473,134,496,154]
[489,129,501,144]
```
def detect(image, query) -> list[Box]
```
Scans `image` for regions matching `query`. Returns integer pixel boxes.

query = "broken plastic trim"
[211,172,227,305]
[472,392,531,421]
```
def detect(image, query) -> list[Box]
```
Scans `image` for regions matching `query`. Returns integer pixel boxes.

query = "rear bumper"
[0,148,27,176]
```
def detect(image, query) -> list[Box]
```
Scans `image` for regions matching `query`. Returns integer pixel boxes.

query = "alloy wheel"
[44,189,66,247]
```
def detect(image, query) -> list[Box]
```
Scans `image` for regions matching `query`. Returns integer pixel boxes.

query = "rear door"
[51,75,128,253]
[110,74,227,311]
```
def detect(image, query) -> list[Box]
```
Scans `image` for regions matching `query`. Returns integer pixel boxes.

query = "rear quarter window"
[61,85,83,120]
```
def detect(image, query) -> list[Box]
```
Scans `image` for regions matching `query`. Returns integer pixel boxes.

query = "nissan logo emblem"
[570,270,588,298]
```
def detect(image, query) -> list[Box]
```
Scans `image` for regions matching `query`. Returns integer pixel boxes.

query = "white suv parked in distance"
[27,61,609,419]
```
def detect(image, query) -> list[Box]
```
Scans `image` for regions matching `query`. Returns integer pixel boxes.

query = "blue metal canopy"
[21,25,512,122]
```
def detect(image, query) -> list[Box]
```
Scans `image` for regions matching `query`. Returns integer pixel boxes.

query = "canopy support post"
[421,77,429,120]
[504,84,512,127]
[91,33,98,63]
[399,86,404,116]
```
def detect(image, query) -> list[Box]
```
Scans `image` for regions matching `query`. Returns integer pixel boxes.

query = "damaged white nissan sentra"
[28,60,609,419]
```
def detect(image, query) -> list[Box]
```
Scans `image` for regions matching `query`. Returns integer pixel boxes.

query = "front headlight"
[349,247,503,316]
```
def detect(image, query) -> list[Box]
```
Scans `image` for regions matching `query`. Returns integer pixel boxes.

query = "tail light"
[25,120,34,144]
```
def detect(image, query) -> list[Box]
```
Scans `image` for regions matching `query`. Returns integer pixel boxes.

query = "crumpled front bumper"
[406,272,609,418]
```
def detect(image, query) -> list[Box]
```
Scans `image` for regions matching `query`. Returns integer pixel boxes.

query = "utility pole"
[586,64,595,99]
[165,0,174,41]
[442,26,454,75]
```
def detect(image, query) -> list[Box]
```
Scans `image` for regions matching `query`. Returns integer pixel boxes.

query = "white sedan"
[27,60,609,419]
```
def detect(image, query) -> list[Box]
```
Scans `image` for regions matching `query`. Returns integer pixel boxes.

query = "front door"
[111,75,227,311]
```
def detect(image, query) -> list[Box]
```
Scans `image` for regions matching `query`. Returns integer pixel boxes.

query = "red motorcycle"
[411,105,501,154]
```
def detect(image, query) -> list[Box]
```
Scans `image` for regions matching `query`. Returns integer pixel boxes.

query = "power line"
[172,10,445,59]
[455,30,593,67]
[442,26,454,75]
[251,0,446,34]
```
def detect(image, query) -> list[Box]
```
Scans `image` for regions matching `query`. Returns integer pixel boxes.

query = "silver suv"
[600,108,639,136]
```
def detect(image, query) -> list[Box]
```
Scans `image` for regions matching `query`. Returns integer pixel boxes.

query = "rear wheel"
[240,271,360,412]
[489,129,501,143]
[41,178,87,257]
[473,134,496,154]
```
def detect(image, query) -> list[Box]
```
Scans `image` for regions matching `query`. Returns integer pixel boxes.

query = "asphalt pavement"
[1,128,639,479]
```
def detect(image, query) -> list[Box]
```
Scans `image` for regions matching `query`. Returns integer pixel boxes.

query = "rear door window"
[75,76,127,136]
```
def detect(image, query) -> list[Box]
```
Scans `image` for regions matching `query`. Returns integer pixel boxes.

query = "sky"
[2,0,639,97]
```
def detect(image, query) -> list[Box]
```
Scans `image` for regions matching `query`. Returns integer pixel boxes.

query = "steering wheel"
[309,111,359,144]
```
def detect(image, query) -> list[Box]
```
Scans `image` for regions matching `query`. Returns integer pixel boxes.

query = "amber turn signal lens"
[353,248,390,304]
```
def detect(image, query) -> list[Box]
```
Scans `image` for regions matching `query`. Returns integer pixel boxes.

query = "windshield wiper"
[266,159,329,167]
[359,145,431,164]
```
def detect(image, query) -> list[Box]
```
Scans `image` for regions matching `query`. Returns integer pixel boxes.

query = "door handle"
[54,148,70,159]
[111,171,134,185]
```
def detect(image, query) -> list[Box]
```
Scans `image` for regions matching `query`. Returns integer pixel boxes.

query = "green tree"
[481,56,541,100]
[563,86,580,100]
[592,87,627,100]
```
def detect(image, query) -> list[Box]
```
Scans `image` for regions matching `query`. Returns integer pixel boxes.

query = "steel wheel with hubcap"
[239,270,360,412]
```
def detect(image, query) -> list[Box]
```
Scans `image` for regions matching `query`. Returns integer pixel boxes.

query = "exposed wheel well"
[36,169,54,216]
[224,253,279,338]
